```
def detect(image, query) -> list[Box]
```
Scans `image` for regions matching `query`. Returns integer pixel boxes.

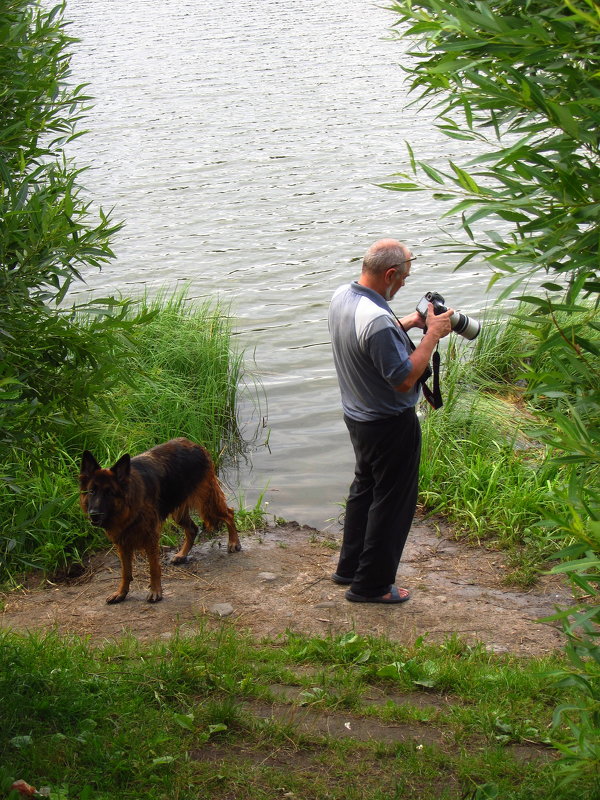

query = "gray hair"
[362,240,410,276]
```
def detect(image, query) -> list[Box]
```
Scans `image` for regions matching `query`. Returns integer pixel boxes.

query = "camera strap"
[396,317,443,410]
[423,346,443,410]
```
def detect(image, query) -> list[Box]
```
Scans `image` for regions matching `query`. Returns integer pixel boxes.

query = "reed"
[84,289,245,467]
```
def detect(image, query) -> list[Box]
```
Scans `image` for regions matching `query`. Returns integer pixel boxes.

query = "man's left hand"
[397,311,426,331]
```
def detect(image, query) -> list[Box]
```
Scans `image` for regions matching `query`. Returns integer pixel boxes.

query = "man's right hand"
[425,302,454,340]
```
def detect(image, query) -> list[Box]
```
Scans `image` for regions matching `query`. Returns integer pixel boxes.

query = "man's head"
[360,238,414,300]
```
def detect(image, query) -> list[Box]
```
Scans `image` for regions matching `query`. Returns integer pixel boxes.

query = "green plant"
[0,0,161,577]
[0,2,150,449]
[0,293,256,582]
[418,320,565,580]
[388,0,599,782]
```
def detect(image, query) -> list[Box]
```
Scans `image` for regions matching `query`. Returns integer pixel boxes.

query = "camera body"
[416,291,481,340]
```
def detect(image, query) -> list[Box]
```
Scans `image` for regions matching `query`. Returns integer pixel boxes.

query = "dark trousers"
[336,408,421,597]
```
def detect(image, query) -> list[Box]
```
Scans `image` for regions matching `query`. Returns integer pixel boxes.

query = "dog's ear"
[80,451,101,482]
[111,453,131,482]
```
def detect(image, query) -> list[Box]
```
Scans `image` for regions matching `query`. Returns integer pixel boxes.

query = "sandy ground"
[0,519,572,656]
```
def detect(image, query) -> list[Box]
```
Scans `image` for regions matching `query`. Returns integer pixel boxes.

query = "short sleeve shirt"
[328,282,420,421]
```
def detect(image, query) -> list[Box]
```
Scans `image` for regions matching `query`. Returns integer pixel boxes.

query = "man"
[328,238,454,604]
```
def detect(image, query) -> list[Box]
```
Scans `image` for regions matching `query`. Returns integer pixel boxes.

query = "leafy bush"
[389,0,599,785]
[0,4,253,582]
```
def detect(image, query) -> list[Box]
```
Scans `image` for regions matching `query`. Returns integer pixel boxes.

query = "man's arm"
[394,303,454,392]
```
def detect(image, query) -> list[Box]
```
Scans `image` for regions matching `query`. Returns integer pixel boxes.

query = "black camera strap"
[425,346,443,410]
[395,317,443,410]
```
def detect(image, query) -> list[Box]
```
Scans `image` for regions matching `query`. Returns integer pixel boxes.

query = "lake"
[66,0,498,529]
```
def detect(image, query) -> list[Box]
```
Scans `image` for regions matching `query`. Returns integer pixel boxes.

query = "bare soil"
[0,519,572,656]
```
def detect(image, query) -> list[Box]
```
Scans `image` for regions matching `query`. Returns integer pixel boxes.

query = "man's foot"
[331,572,353,585]
[345,585,410,604]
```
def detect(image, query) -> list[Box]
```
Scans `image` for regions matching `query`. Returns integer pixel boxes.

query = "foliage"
[0,294,254,582]
[112,290,244,467]
[419,315,566,587]
[0,4,256,582]
[0,0,148,457]
[388,0,600,787]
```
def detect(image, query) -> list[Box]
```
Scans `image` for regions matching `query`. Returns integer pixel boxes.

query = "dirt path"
[1,520,572,656]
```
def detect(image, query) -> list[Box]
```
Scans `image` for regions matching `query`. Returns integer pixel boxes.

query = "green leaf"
[449,161,482,193]
[172,712,195,731]
[418,161,446,184]
[10,735,33,748]
[405,140,417,175]
[152,756,176,765]
[379,181,424,192]
[377,662,403,680]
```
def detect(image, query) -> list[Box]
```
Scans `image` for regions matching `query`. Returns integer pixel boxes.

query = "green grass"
[419,313,569,587]
[0,290,264,584]
[70,288,246,466]
[0,626,592,800]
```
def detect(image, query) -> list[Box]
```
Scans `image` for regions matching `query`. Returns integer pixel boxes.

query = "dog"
[79,437,241,604]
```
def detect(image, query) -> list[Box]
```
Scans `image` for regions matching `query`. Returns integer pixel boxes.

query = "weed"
[418,313,568,585]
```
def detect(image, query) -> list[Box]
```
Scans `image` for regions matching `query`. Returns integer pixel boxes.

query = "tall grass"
[72,290,245,467]
[419,314,566,584]
[0,291,258,584]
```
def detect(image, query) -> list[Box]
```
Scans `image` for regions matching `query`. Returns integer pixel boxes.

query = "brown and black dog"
[79,437,241,604]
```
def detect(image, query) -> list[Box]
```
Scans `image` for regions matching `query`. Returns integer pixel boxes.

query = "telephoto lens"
[416,291,481,340]
[448,310,480,340]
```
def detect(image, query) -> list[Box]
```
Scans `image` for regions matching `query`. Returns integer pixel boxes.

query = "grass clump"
[419,311,572,586]
[82,290,245,466]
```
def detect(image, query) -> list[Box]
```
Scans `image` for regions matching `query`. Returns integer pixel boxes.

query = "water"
[65,0,497,529]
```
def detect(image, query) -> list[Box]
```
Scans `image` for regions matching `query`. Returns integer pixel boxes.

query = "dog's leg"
[145,540,163,603]
[107,545,133,604]
[171,511,199,564]
[224,506,241,553]
[201,478,242,554]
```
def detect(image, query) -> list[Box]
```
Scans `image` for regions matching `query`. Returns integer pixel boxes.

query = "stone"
[211,603,234,618]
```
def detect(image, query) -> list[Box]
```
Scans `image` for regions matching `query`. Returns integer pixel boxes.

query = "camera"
[416,291,481,340]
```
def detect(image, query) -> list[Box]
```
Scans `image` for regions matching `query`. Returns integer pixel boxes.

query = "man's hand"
[397,310,426,331]
[424,302,454,340]
[394,303,455,393]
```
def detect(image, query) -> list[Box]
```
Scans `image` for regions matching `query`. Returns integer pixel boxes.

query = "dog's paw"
[228,541,242,553]
[106,592,127,604]
[171,554,188,565]
[147,590,163,603]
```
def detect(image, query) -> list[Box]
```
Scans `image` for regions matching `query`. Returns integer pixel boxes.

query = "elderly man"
[328,238,453,603]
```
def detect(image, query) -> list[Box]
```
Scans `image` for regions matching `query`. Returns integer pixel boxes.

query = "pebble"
[211,603,234,617]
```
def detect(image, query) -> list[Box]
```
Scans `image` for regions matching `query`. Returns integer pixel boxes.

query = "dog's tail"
[188,469,237,538]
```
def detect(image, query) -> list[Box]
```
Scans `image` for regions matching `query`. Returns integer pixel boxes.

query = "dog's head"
[79,451,131,529]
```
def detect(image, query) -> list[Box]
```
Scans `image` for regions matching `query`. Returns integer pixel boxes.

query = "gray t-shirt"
[328,282,420,421]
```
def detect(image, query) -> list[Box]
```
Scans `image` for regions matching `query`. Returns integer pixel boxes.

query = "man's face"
[385,258,412,300]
